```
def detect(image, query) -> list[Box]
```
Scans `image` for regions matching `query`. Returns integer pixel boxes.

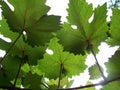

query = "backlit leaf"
[37,38,87,79]
[0,0,61,46]
[89,65,103,80]
[105,50,120,80]
[108,8,120,46]
[57,0,107,54]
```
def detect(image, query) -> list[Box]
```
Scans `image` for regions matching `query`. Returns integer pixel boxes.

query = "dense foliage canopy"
[0,0,120,90]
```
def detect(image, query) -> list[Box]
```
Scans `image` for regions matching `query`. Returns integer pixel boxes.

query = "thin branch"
[58,63,63,89]
[0,86,28,90]
[90,48,107,81]
[59,77,120,90]
[0,77,120,90]
[0,31,23,64]
[13,50,25,87]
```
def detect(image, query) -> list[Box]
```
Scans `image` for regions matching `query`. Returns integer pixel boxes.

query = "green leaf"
[22,72,42,90]
[89,4,107,52]
[105,50,120,80]
[67,0,93,30]
[100,81,120,90]
[9,35,46,65]
[47,77,74,89]
[26,15,61,46]
[57,23,86,55]
[47,77,70,88]
[0,0,61,46]
[1,54,22,83]
[89,64,103,80]
[0,38,10,51]
[0,69,12,86]
[0,16,18,41]
[25,45,46,65]
[57,0,107,54]
[108,8,120,46]
[37,38,87,79]
[0,17,17,51]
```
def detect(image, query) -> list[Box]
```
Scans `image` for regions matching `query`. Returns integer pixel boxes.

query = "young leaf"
[88,65,103,80]
[0,0,61,46]
[37,38,87,79]
[57,0,107,54]
[105,50,120,80]
[108,8,120,46]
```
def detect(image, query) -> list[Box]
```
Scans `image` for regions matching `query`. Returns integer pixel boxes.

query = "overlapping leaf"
[57,23,86,54]
[105,50,120,80]
[0,0,61,46]
[37,38,87,79]
[57,0,107,54]
[108,8,120,46]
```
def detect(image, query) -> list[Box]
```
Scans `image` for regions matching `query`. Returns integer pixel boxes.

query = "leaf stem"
[90,48,107,81]
[0,31,23,64]
[13,49,25,87]
[58,63,63,89]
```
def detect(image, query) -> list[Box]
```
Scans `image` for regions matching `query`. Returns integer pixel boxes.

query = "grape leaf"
[108,8,120,46]
[47,77,70,88]
[105,50,120,80]
[57,23,86,55]
[89,65,103,80]
[22,72,42,90]
[0,54,22,84]
[0,17,17,51]
[57,0,107,54]
[67,0,92,31]
[37,38,87,79]
[0,16,18,41]
[89,4,107,52]
[0,0,61,46]
[0,38,10,51]
[100,81,120,90]
[0,70,12,86]
[10,36,46,65]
